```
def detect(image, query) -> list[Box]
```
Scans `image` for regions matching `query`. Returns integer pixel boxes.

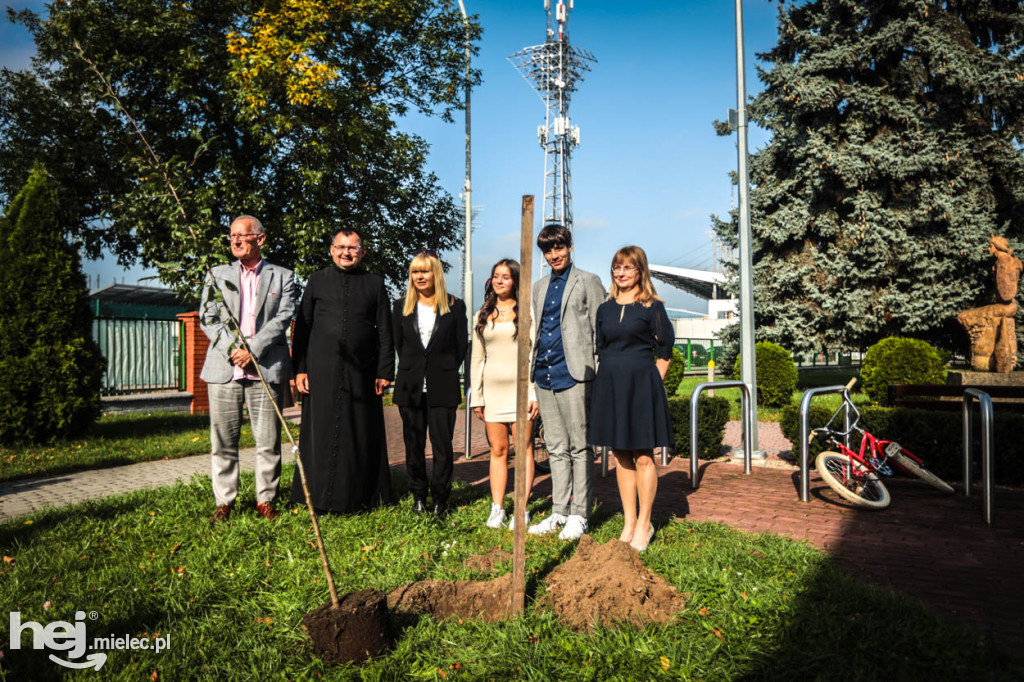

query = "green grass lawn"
[0,412,295,484]
[677,369,870,422]
[0,469,1016,681]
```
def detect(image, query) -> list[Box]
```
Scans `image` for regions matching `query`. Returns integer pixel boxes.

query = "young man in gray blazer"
[200,215,296,523]
[527,224,607,540]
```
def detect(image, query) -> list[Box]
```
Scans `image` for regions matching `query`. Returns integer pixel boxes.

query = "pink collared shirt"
[233,259,264,380]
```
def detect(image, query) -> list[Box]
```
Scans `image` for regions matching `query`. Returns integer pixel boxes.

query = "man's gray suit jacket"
[199,261,297,385]
[531,266,607,383]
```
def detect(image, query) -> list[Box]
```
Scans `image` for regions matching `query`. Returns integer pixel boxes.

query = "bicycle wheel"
[815,451,891,510]
[889,452,954,495]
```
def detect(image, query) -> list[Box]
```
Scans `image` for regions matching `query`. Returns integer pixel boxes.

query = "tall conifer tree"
[0,166,105,443]
[716,0,1024,356]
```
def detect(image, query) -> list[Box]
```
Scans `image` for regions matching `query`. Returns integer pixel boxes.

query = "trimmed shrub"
[0,167,105,443]
[667,395,731,459]
[663,346,686,397]
[780,403,1024,486]
[779,403,836,460]
[861,337,946,405]
[733,341,798,407]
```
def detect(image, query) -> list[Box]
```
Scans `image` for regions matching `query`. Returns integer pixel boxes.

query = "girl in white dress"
[469,259,537,528]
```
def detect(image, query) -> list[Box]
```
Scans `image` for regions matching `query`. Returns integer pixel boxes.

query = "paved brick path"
[1,406,1021,653]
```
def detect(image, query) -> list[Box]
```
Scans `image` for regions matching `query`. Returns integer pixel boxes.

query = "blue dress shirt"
[534,265,576,391]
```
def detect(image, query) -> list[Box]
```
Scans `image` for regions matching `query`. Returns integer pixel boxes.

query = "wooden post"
[512,195,534,613]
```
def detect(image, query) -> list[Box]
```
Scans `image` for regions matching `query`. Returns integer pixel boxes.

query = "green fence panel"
[92,317,182,395]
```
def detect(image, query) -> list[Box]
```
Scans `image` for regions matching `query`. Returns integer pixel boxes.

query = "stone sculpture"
[957,236,1022,372]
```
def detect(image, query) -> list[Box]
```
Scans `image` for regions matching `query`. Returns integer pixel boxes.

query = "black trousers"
[398,402,457,504]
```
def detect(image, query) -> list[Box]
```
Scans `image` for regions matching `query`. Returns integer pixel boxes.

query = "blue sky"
[1,0,782,311]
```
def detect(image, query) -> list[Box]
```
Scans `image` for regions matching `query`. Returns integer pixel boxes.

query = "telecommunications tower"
[509,0,595,232]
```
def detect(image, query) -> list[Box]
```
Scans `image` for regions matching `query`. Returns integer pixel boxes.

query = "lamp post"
[457,0,475,460]
[734,0,760,453]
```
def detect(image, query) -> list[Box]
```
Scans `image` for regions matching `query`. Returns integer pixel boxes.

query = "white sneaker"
[528,513,567,536]
[486,503,507,528]
[508,510,530,530]
[558,515,587,541]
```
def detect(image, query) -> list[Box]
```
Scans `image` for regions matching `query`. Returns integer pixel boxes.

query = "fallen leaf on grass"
[361,544,377,552]
[713,628,724,639]
[698,607,709,616]
[2,556,13,564]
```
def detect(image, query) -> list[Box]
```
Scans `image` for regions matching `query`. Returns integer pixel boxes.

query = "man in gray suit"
[200,215,296,523]
[527,224,607,540]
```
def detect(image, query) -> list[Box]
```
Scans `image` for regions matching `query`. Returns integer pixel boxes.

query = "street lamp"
[734,0,761,454]
[457,0,475,461]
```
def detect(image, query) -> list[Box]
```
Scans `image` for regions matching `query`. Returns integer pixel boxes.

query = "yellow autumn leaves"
[226,0,350,113]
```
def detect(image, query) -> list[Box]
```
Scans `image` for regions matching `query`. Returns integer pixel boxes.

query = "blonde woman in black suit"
[392,250,468,516]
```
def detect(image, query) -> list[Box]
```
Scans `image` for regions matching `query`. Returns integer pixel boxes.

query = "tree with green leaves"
[713,0,1024,358]
[0,166,105,444]
[0,0,481,296]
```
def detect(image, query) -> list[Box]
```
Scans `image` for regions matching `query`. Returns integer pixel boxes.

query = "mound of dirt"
[387,573,514,623]
[303,589,393,664]
[542,535,686,631]
[464,546,512,573]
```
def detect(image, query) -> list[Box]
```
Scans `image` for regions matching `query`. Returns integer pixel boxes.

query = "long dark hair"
[475,258,520,340]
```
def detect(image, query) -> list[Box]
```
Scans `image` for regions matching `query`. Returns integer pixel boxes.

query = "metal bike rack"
[690,381,753,489]
[798,385,853,502]
[962,389,995,526]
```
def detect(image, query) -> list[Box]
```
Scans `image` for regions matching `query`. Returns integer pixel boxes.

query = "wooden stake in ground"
[512,195,534,613]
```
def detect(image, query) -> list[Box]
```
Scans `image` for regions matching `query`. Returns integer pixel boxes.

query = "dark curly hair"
[475,258,521,340]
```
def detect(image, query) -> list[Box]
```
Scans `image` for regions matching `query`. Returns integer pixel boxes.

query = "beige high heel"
[630,523,655,553]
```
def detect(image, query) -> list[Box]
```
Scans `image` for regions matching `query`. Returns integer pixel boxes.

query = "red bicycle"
[810,380,954,509]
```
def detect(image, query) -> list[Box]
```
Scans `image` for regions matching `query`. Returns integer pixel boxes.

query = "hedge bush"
[861,337,946,405]
[663,346,686,397]
[0,167,105,444]
[779,403,1024,486]
[667,395,731,459]
[733,341,798,408]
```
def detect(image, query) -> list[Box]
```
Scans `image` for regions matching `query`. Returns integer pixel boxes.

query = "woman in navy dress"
[588,245,674,552]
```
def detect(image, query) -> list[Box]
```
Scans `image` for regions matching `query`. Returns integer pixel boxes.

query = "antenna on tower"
[508,0,595,233]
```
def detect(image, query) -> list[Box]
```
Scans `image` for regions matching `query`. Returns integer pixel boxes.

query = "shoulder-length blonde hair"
[608,245,662,307]
[403,252,451,316]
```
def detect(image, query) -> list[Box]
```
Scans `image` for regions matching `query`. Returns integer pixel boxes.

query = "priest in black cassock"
[291,228,395,513]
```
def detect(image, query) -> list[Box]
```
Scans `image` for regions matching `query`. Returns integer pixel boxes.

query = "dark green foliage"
[733,341,799,407]
[712,0,1024,355]
[780,402,1024,485]
[667,395,731,459]
[861,337,946,405]
[0,0,481,296]
[663,346,686,396]
[714,320,740,375]
[0,167,105,443]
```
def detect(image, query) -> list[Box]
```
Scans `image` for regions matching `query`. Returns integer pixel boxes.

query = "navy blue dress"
[588,299,674,450]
